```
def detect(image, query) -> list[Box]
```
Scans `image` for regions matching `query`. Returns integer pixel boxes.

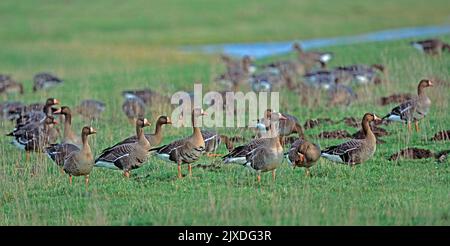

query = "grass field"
[0,0,449,225]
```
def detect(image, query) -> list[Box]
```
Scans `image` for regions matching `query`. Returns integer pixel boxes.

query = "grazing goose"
[382,79,433,132]
[410,39,450,56]
[104,116,172,147]
[327,84,357,107]
[286,139,321,176]
[0,101,24,121]
[15,98,59,127]
[75,99,106,120]
[216,56,254,91]
[0,75,24,98]
[151,109,207,178]
[223,112,286,182]
[122,88,170,106]
[122,97,146,124]
[62,126,96,188]
[201,130,234,157]
[95,118,152,178]
[33,72,63,92]
[260,109,304,140]
[303,70,337,90]
[335,64,386,85]
[54,106,81,146]
[7,116,58,161]
[321,113,381,165]
[293,42,333,70]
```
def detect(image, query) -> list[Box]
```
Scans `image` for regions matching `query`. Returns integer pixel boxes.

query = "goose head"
[82,126,97,136]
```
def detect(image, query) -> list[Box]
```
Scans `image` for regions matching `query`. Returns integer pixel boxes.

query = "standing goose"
[261,109,304,141]
[0,75,24,98]
[62,126,96,188]
[286,139,321,176]
[321,113,381,165]
[293,42,333,70]
[7,116,58,161]
[104,116,172,147]
[54,106,81,146]
[410,39,450,56]
[223,112,287,182]
[95,118,152,178]
[75,99,106,120]
[151,108,207,178]
[122,97,146,124]
[382,79,433,132]
[33,72,63,92]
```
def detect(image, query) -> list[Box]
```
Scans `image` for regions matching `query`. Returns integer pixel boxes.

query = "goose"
[201,130,234,157]
[286,139,321,176]
[95,118,151,178]
[122,88,170,106]
[151,108,207,178]
[293,42,333,70]
[321,113,381,165]
[102,116,172,147]
[62,126,96,188]
[327,84,357,107]
[382,79,433,132]
[303,70,337,90]
[122,97,146,124]
[15,98,59,127]
[0,75,24,97]
[215,56,254,91]
[335,64,386,85]
[54,106,81,146]
[7,116,58,161]
[223,112,286,182]
[260,109,304,141]
[33,72,63,92]
[410,39,450,56]
[75,99,106,120]
[0,101,24,121]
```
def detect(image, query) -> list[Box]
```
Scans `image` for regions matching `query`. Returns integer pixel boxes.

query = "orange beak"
[53,108,62,114]
[53,99,60,105]
[428,81,434,86]
[166,117,173,124]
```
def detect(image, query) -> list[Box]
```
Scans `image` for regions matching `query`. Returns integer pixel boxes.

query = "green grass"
[0,0,449,225]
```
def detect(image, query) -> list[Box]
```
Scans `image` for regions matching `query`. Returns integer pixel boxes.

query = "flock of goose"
[0,38,446,188]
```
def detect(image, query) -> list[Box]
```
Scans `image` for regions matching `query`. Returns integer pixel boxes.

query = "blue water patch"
[182,25,450,58]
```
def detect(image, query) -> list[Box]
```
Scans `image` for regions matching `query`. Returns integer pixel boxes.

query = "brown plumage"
[223,112,286,182]
[33,72,63,92]
[95,118,152,177]
[321,113,381,165]
[75,99,106,120]
[54,106,81,146]
[293,42,333,71]
[122,88,170,106]
[122,97,146,123]
[411,39,450,56]
[382,79,433,132]
[0,75,24,97]
[261,109,304,140]
[63,126,96,188]
[14,98,59,128]
[286,139,321,176]
[151,109,207,178]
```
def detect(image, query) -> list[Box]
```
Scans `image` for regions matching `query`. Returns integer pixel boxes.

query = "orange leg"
[415,121,420,132]
[206,153,222,157]
[123,170,130,178]
[177,162,182,179]
[26,152,30,162]
[257,174,261,183]
[69,175,73,185]
[407,122,412,133]
[188,164,192,177]
[85,175,89,191]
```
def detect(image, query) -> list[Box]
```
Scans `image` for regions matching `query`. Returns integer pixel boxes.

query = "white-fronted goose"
[122,88,170,106]
[62,126,96,188]
[0,75,24,98]
[382,79,433,132]
[293,42,333,70]
[303,70,337,90]
[286,139,321,176]
[215,56,254,91]
[104,116,172,147]
[223,112,286,182]
[321,113,381,165]
[75,99,106,120]
[7,116,58,161]
[201,130,234,157]
[335,64,386,85]
[261,109,304,140]
[411,39,450,56]
[327,84,357,107]
[15,98,59,127]
[151,109,207,178]
[95,118,151,177]
[0,101,24,121]
[122,97,146,124]
[54,106,81,146]
[33,72,63,92]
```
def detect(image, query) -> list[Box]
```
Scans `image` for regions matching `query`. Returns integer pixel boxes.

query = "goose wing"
[321,139,363,163]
